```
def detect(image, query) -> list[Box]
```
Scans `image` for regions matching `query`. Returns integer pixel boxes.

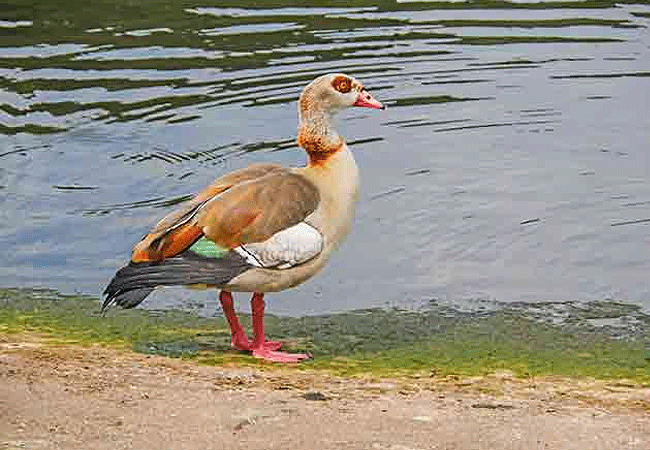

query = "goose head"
[299,73,384,120]
[297,73,384,164]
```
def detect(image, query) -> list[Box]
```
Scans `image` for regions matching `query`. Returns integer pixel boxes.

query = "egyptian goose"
[103,73,384,362]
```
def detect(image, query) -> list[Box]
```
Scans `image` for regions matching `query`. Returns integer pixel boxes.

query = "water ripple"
[1,0,650,316]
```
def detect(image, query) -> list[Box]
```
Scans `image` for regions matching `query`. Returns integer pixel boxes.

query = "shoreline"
[2,287,650,380]
[2,287,650,448]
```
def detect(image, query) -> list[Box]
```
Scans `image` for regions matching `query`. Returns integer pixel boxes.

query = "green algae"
[0,123,67,134]
[1,287,649,381]
[2,0,646,134]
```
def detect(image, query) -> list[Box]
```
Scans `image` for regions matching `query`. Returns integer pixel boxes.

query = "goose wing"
[131,165,320,264]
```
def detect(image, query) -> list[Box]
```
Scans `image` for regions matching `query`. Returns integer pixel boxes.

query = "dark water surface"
[1,0,649,316]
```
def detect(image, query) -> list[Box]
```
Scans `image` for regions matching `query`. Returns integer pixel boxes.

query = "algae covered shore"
[3,287,650,449]
[1,287,649,382]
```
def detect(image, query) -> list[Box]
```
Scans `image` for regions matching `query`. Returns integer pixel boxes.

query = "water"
[1,0,649,316]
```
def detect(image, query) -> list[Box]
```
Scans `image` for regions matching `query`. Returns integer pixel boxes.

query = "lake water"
[1,0,649,316]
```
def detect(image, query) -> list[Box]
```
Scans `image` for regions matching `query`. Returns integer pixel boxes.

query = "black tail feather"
[102,251,250,312]
[102,287,155,311]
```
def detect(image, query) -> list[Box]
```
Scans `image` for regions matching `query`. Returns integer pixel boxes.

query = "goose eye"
[332,76,352,94]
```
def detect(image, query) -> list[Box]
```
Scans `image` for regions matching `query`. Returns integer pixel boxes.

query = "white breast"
[299,143,360,250]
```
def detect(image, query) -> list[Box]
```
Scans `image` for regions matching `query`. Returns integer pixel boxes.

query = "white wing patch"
[234,222,323,269]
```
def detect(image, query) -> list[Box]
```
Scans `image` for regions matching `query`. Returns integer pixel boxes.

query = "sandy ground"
[1,336,649,450]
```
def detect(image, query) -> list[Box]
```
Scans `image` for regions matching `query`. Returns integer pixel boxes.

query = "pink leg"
[219,291,282,352]
[219,291,250,351]
[250,292,310,363]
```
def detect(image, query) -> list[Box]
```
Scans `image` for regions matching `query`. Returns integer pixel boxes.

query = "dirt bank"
[1,335,649,450]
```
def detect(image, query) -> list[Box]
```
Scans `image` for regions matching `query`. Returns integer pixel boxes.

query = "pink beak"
[354,89,385,110]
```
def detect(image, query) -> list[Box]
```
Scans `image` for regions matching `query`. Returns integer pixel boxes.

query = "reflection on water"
[1,0,649,317]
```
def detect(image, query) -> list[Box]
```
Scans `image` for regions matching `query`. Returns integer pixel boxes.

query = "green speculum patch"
[189,237,228,259]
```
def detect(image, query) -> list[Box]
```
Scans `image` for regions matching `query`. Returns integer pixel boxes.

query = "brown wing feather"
[197,171,320,248]
[146,163,282,237]
[132,164,282,262]
[131,165,319,262]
